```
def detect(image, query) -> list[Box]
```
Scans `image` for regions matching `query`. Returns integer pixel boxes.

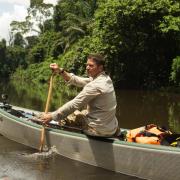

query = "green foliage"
[7,46,26,68]
[1,0,180,90]
[168,102,180,133]
[0,39,6,62]
[12,60,53,83]
[158,1,180,33]
[53,0,97,51]
[170,56,180,86]
[30,0,43,7]
[0,39,27,77]
[13,32,26,47]
[28,44,45,63]
[26,31,63,64]
[0,39,7,76]
[87,0,180,88]
[25,35,39,49]
[57,37,92,74]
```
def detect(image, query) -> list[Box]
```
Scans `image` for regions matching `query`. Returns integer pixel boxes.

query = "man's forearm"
[58,68,71,82]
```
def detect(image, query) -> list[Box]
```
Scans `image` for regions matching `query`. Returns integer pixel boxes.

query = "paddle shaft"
[39,74,54,152]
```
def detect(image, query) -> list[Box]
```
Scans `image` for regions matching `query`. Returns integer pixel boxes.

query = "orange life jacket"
[135,136,160,145]
[126,124,172,145]
[126,126,145,142]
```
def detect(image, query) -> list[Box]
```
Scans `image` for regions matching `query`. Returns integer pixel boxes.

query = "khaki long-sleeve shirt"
[52,72,118,136]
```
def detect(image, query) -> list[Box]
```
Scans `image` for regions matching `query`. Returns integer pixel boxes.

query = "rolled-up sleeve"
[51,83,101,121]
[67,73,91,87]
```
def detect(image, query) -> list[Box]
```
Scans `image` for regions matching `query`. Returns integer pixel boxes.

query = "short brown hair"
[87,54,105,67]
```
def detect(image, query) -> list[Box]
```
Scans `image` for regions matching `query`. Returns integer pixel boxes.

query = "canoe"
[0,103,180,180]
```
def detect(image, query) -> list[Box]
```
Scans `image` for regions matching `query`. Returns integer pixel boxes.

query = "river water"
[0,80,179,180]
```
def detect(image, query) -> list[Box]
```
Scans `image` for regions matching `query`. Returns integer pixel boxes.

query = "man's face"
[86,58,103,78]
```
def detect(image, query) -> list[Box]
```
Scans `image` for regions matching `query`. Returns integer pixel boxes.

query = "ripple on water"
[20,146,58,160]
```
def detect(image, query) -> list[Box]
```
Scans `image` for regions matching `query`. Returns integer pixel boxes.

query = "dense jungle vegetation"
[0,0,180,89]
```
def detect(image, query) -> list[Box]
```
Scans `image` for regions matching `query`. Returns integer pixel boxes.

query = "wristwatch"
[59,68,64,74]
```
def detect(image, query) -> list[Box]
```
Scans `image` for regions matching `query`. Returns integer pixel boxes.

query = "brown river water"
[0,80,179,179]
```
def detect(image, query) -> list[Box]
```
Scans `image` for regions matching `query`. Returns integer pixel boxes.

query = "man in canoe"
[40,53,120,137]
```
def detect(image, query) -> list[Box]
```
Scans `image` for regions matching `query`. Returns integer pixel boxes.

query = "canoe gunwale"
[0,106,180,153]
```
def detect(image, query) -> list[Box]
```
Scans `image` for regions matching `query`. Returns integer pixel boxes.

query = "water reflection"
[0,79,179,133]
[168,101,180,132]
[0,78,78,112]
[116,90,180,132]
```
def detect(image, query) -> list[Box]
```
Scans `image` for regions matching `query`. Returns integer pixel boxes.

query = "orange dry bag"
[126,124,171,145]
[126,126,145,142]
[135,136,161,145]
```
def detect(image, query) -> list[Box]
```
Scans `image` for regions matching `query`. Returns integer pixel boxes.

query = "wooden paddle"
[39,73,54,152]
